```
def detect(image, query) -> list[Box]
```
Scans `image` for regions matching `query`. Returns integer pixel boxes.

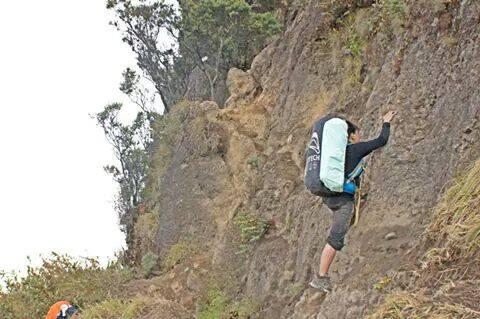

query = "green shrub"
[163,239,198,270]
[247,155,260,169]
[198,289,260,319]
[346,31,364,58]
[371,0,407,37]
[234,212,269,254]
[384,0,406,18]
[82,298,147,319]
[133,211,160,261]
[140,251,159,278]
[373,276,392,292]
[0,254,133,319]
[198,289,229,319]
[229,298,260,318]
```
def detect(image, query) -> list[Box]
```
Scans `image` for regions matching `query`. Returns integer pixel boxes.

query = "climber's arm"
[352,123,390,158]
[350,111,396,159]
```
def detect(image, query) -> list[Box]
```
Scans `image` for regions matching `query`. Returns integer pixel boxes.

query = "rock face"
[224,68,260,107]
[148,1,480,318]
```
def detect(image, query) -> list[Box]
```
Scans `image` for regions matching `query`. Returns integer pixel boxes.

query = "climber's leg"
[310,199,354,291]
[319,243,337,276]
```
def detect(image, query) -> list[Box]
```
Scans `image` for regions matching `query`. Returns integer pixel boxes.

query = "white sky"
[0,1,148,272]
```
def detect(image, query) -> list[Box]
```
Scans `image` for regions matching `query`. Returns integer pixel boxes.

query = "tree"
[94,103,151,236]
[108,0,281,107]
[107,0,188,112]
[119,67,159,120]
[179,0,281,101]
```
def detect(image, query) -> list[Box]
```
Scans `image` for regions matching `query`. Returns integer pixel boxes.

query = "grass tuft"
[369,160,480,319]
[426,160,480,261]
[82,298,147,319]
[163,239,199,270]
[368,292,480,319]
[141,251,159,278]
[0,254,133,319]
[233,212,269,254]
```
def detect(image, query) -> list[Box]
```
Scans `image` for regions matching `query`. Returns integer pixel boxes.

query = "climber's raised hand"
[383,110,397,123]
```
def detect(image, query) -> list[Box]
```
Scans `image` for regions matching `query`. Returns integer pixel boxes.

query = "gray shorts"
[323,196,355,251]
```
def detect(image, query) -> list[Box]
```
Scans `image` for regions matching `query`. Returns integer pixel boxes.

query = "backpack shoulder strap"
[347,159,366,183]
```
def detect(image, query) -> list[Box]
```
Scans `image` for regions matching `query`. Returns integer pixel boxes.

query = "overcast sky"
[0,1,148,272]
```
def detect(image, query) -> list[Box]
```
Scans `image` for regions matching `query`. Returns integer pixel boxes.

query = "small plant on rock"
[247,155,260,169]
[198,289,229,319]
[372,0,407,37]
[234,212,269,254]
[373,276,392,292]
[141,251,159,278]
[163,239,198,270]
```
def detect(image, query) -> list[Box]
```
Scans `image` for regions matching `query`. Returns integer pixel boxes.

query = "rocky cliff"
[132,1,480,318]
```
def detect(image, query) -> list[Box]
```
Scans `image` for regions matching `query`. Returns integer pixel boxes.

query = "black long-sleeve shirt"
[326,122,391,203]
[344,122,390,177]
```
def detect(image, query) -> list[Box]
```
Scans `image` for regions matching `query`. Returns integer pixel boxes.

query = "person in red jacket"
[45,301,79,319]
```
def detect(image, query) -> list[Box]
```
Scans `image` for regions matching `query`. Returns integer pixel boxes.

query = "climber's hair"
[328,113,359,136]
[346,120,359,136]
[312,113,359,137]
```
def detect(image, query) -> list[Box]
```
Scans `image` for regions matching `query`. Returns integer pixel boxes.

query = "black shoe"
[308,275,332,292]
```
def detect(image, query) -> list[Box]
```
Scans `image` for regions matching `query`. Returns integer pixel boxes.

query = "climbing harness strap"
[343,159,366,194]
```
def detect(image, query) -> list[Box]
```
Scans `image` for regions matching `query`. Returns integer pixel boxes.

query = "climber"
[45,301,80,319]
[306,110,397,293]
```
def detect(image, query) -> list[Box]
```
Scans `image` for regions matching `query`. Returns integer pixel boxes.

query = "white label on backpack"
[309,132,321,155]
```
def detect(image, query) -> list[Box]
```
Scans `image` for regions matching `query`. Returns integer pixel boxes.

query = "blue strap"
[343,160,366,194]
[347,160,365,182]
[343,182,357,194]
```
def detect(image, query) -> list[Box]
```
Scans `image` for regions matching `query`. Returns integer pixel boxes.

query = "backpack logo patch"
[309,132,321,155]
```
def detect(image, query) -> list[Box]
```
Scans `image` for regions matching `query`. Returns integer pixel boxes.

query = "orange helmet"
[45,301,78,319]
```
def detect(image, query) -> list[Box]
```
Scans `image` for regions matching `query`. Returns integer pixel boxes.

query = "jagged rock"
[199,100,219,111]
[225,68,259,107]
[292,289,326,319]
[385,232,398,240]
[347,290,363,305]
[170,280,182,294]
[186,272,202,292]
[279,270,295,286]
[226,68,257,97]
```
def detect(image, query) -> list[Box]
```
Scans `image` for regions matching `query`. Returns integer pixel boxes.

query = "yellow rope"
[354,181,362,226]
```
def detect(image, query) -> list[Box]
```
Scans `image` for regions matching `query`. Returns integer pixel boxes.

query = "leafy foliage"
[82,298,146,319]
[140,251,159,277]
[180,0,280,100]
[162,239,198,270]
[94,103,151,245]
[108,0,187,112]
[198,289,229,319]
[247,155,260,169]
[108,0,280,107]
[371,0,407,38]
[0,254,132,319]
[120,68,160,118]
[233,212,269,254]
[133,210,159,260]
[198,288,259,319]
